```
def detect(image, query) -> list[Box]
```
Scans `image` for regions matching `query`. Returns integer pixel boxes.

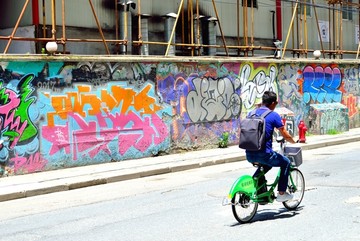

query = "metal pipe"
[115,0,118,40]
[251,0,254,46]
[42,0,46,37]
[61,0,66,53]
[312,0,326,58]
[243,0,247,46]
[3,34,360,56]
[291,3,294,56]
[138,0,142,41]
[357,0,360,59]
[187,0,191,52]
[335,5,338,56]
[304,0,308,56]
[165,0,184,56]
[181,3,185,47]
[32,0,40,25]
[276,0,282,40]
[282,1,299,58]
[190,0,194,56]
[299,0,303,53]
[196,0,200,46]
[212,0,228,56]
[194,0,201,56]
[339,3,343,57]
[237,0,240,56]
[51,0,56,40]
[88,0,110,55]
[4,0,31,53]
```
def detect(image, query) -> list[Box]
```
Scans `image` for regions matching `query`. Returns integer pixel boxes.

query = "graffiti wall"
[0,58,359,175]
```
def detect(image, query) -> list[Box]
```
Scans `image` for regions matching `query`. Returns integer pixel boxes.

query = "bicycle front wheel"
[283,168,305,210]
[231,192,258,223]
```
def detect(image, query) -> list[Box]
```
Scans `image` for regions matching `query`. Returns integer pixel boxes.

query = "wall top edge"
[0,54,359,64]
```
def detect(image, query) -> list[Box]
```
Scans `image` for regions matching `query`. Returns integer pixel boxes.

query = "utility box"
[309,103,349,135]
[275,106,296,136]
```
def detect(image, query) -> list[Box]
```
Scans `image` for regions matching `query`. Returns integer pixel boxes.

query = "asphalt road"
[0,142,359,241]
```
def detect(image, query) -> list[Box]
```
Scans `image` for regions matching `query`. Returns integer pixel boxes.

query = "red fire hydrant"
[298,120,308,143]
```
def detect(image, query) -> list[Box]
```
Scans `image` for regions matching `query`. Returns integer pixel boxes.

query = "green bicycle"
[223,138,305,224]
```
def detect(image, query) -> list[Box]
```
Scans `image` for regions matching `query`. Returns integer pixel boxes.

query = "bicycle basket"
[284,146,303,167]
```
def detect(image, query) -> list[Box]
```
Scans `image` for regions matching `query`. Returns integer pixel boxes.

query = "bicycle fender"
[228,175,256,198]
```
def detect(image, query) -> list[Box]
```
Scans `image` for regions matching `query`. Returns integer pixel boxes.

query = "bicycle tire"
[231,192,258,223]
[283,168,305,210]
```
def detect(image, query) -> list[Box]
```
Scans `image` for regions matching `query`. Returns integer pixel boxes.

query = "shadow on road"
[229,206,304,227]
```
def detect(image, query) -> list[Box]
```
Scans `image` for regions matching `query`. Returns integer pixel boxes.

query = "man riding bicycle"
[246,91,297,202]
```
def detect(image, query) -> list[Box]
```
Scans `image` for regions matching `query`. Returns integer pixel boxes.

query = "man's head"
[262,91,278,110]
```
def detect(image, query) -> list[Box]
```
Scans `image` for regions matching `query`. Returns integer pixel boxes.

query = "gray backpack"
[238,109,272,151]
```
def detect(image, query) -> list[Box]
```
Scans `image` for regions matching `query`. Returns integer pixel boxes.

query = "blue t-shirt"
[246,107,284,153]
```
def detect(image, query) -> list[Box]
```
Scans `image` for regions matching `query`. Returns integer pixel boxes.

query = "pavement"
[1,128,360,202]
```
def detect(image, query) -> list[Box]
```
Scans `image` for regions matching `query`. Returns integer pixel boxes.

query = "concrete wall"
[0,56,359,175]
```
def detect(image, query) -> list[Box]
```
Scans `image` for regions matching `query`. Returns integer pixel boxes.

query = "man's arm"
[277,126,297,144]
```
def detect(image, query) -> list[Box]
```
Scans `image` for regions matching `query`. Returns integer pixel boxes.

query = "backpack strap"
[248,108,272,118]
[261,109,273,143]
[260,109,272,118]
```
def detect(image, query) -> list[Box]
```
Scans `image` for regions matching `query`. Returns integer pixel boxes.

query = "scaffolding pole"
[3,0,31,53]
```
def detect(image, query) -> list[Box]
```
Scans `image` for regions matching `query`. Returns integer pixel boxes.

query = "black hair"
[262,91,278,107]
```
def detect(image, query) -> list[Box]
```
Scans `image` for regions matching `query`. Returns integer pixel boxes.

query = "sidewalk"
[1,128,360,202]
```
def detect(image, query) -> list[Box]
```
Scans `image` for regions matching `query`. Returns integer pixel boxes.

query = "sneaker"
[276,192,293,202]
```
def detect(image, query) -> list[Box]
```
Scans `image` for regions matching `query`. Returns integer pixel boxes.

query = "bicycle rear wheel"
[283,168,305,210]
[231,192,258,223]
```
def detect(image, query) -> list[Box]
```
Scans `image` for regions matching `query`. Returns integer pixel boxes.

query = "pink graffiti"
[12,152,47,173]
[42,123,71,155]
[107,111,168,154]
[42,112,169,160]
[0,89,27,148]
[71,113,113,160]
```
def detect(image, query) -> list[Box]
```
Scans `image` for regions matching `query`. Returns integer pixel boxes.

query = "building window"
[342,0,353,20]
[298,0,311,17]
[242,0,258,8]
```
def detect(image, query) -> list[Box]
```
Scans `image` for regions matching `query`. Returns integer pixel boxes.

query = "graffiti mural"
[40,82,170,165]
[157,63,242,149]
[0,58,360,177]
[0,61,171,175]
[277,63,307,125]
[302,65,343,104]
[309,103,349,134]
[0,74,46,175]
[342,66,359,127]
[186,76,241,122]
[239,63,277,110]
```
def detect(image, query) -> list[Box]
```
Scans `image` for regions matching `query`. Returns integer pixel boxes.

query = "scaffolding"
[1,0,360,58]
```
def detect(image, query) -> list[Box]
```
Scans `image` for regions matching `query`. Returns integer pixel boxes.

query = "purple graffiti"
[303,66,342,104]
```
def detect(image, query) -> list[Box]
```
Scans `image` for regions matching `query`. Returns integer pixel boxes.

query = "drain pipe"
[118,0,135,54]
[276,0,282,41]
[140,14,150,55]
[32,0,40,25]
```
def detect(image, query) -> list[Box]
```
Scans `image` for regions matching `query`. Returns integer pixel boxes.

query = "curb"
[0,135,359,202]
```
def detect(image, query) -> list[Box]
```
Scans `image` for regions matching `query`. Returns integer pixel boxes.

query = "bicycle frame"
[225,165,298,205]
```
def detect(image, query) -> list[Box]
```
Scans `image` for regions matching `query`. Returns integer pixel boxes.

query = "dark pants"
[246,151,291,192]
